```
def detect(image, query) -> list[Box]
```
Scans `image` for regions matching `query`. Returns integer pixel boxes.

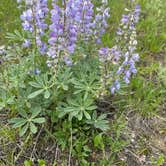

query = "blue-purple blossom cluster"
[99,4,141,94]
[19,0,110,67]
[28,68,41,75]
[93,0,110,44]
[19,0,48,54]
[79,0,94,40]
[47,0,82,65]
[47,0,110,66]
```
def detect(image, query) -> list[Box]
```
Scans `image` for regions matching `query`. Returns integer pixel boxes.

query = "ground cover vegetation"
[0,0,166,165]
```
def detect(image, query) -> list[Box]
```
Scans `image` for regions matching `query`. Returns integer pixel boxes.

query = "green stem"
[14,133,31,164]
[68,121,73,166]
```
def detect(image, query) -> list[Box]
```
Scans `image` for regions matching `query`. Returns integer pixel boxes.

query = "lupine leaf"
[32,117,45,124]
[8,118,24,124]
[31,107,41,118]
[29,81,42,88]
[28,89,44,99]
[19,124,29,137]
[44,90,50,99]
[12,119,27,128]
[30,122,37,134]
[84,111,91,120]
[19,110,28,118]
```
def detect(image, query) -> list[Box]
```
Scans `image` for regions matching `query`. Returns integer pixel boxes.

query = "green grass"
[137,0,166,53]
[0,0,21,45]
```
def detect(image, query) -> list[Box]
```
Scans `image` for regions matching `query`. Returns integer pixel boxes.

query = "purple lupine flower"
[132,53,139,61]
[20,9,33,22]
[47,47,57,58]
[110,86,116,94]
[19,0,111,67]
[64,56,73,66]
[110,79,120,94]
[98,47,109,62]
[116,66,123,75]
[117,28,123,35]
[28,68,40,75]
[93,0,110,43]
[98,46,121,63]
[121,14,129,24]
[114,4,140,87]
[80,0,94,39]
[19,0,48,53]
[34,68,41,75]
[22,39,31,48]
[124,76,130,84]
[35,0,49,53]
[47,0,95,66]
[98,47,109,55]
[99,3,141,94]
[134,5,141,23]
[39,42,47,55]
[115,80,120,90]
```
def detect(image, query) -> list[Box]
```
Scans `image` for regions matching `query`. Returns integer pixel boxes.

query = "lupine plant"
[99,4,141,94]
[0,0,141,164]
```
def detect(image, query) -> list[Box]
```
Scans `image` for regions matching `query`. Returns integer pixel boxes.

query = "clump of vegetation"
[0,0,166,165]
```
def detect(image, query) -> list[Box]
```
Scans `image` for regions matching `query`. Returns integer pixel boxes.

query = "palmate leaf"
[62,84,68,91]
[31,107,42,119]
[72,73,100,99]
[43,74,48,85]
[87,105,97,111]
[73,89,83,95]
[76,111,83,121]
[56,68,73,91]
[28,89,44,99]
[19,110,28,118]
[12,119,27,128]
[32,117,45,124]
[58,107,76,118]
[69,111,79,121]
[28,73,52,99]
[9,106,45,136]
[30,122,37,134]
[29,81,42,88]
[8,118,25,124]
[86,111,110,131]
[94,120,110,131]
[84,111,91,120]
[57,95,96,121]
[19,124,29,137]
[67,98,80,107]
